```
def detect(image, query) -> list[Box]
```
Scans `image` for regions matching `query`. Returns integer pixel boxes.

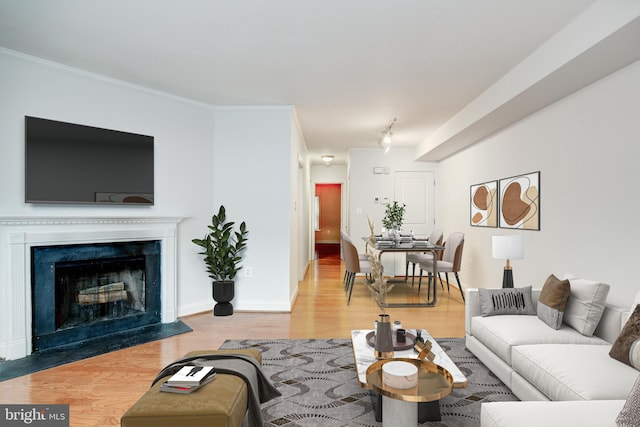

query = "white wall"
[436,59,640,307]
[209,106,308,312]
[0,50,312,317]
[311,164,348,183]
[0,49,217,317]
[292,114,311,289]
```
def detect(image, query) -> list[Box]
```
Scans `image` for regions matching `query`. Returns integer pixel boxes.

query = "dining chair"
[404,228,443,286]
[418,232,465,303]
[340,230,370,285]
[342,237,373,305]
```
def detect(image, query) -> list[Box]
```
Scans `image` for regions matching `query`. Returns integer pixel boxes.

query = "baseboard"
[234,299,292,312]
[289,285,299,310]
[179,300,213,317]
[180,300,292,314]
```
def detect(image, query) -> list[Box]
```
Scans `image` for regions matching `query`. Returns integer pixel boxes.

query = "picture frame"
[470,180,498,227]
[498,171,540,230]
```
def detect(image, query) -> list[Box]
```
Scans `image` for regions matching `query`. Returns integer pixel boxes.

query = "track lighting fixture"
[378,118,396,152]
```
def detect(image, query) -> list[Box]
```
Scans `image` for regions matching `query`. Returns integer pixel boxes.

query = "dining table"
[363,236,444,308]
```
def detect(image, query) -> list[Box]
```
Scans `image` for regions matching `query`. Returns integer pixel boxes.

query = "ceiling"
[0,0,601,164]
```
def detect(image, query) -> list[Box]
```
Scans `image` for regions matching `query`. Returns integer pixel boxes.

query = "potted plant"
[382,201,406,240]
[192,205,248,316]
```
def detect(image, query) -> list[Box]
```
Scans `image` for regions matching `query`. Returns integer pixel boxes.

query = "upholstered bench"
[121,349,262,427]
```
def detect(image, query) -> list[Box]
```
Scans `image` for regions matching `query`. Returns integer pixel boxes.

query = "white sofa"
[480,400,626,427]
[465,287,637,427]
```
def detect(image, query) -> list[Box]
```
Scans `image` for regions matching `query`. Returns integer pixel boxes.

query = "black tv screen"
[25,116,154,205]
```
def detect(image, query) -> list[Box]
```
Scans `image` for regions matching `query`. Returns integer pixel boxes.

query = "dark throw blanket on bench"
[152,353,281,427]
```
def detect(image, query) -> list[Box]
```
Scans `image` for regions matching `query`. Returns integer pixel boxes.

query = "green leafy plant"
[192,205,249,281]
[382,201,406,230]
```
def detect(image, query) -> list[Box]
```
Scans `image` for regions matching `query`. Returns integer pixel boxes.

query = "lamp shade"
[492,235,524,260]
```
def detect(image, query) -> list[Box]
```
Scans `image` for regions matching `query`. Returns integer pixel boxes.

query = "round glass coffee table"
[366,358,454,426]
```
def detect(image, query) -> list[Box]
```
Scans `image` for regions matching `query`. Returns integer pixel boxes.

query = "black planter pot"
[212,280,234,316]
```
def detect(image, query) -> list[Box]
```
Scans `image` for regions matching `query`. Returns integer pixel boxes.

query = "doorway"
[314,183,341,259]
[390,171,435,274]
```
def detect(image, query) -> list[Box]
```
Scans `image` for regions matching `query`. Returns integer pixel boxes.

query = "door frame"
[311,180,346,259]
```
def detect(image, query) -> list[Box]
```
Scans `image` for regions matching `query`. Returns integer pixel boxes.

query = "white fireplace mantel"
[0,216,184,360]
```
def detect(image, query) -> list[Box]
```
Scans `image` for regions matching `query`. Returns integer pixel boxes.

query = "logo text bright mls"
[0,405,68,426]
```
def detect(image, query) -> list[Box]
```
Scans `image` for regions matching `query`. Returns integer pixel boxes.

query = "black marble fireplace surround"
[31,240,161,353]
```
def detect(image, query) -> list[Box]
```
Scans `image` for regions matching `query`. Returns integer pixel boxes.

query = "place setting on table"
[366,233,438,250]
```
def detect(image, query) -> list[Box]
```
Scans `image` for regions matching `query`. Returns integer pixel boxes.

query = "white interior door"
[391,171,435,275]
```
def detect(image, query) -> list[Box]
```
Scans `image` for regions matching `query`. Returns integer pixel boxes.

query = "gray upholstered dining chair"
[342,237,373,305]
[340,230,370,285]
[404,228,443,286]
[418,232,465,303]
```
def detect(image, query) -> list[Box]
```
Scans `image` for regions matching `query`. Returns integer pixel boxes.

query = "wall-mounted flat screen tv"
[25,116,154,205]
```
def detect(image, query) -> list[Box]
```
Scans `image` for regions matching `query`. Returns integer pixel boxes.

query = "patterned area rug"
[219,338,518,426]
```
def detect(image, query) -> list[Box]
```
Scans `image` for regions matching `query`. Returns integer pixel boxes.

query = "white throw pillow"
[562,277,610,336]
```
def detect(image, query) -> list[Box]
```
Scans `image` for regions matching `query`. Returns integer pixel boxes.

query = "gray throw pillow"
[478,286,536,316]
[537,274,571,329]
[616,373,640,427]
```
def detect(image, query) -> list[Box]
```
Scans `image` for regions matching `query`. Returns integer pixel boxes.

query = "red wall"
[315,183,341,243]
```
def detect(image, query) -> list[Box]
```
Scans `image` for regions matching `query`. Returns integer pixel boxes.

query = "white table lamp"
[492,235,524,288]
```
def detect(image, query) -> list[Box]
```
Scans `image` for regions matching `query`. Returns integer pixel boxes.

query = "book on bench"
[166,365,216,386]
[160,366,216,394]
[160,373,216,394]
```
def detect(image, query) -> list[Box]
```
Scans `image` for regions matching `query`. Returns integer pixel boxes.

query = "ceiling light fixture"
[321,155,334,165]
[378,117,396,152]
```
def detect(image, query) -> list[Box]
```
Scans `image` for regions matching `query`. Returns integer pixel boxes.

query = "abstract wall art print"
[499,171,540,230]
[470,180,498,227]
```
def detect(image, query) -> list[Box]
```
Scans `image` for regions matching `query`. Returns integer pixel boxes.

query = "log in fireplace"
[31,240,161,352]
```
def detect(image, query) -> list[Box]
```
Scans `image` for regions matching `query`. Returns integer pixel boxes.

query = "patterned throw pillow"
[478,286,536,317]
[537,274,571,329]
[609,304,640,370]
[616,373,640,427]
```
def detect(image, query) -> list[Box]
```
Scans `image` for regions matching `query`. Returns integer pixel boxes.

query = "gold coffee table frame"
[365,358,454,403]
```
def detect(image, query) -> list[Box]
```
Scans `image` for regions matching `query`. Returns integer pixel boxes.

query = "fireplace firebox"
[31,240,161,352]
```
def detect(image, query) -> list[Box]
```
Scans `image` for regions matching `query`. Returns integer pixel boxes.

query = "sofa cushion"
[512,344,638,401]
[471,315,607,364]
[481,400,626,427]
[609,304,640,370]
[478,286,536,316]
[563,277,610,336]
[616,374,640,427]
[537,274,571,329]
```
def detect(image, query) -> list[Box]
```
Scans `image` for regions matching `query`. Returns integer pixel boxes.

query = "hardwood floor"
[0,249,465,426]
